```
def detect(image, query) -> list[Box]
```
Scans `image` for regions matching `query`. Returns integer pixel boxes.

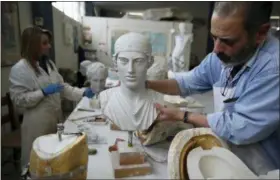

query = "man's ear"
[256,23,270,44]
[147,56,154,69]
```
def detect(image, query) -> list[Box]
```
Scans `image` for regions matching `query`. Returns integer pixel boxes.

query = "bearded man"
[146,2,279,175]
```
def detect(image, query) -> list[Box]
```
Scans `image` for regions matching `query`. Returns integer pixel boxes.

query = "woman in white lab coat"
[9,26,94,167]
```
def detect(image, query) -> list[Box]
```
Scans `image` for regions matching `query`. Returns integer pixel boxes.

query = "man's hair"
[213,2,273,33]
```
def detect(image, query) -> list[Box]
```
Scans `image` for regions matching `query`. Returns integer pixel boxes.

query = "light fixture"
[270,16,280,20]
[127,12,143,16]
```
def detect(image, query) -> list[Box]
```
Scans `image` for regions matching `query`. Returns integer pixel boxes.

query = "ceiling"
[93,1,211,18]
[93,1,280,16]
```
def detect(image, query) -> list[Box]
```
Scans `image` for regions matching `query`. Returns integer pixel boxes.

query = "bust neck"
[119,82,147,100]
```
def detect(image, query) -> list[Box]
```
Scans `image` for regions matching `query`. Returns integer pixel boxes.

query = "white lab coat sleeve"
[9,64,45,109]
[61,82,86,102]
[49,60,85,102]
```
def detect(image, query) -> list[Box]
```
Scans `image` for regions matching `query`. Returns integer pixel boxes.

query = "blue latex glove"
[42,83,64,96]
[83,88,95,98]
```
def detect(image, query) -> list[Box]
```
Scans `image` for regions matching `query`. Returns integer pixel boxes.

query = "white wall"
[94,2,211,61]
[52,7,82,71]
[1,2,33,96]
[82,16,193,68]
[1,4,81,97]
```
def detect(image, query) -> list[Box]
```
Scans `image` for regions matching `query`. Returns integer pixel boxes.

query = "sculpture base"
[118,141,146,165]
[109,140,152,178]
[110,151,152,178]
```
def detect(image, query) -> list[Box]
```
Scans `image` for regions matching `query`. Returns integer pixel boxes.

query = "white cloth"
[9,59,85,167]
[213,85,274,175]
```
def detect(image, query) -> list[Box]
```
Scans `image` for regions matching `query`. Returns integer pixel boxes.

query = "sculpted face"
[117,51,148,90]
[87,63,108,93]
[179,22,187,34]
[89,70,107,93]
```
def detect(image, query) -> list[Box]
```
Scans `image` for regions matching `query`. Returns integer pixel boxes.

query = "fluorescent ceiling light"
[128,12,143,16]
[270,16,280,20]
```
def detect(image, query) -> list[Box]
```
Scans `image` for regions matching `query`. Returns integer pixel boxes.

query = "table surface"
[64,97,170,179]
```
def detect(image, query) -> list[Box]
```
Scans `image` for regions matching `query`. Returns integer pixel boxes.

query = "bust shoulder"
[99,87,119,109]
[146,89,164,104]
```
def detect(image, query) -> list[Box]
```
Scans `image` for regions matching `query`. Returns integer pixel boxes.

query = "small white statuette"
[86,62,108,94]
[170,22,193,72]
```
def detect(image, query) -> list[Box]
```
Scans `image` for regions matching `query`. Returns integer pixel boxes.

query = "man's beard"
[216,40,258,67]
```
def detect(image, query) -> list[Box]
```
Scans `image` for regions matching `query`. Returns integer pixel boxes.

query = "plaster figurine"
[79,61,108,109]
[170,22,193,72]
[86,62,108,95]
[79,60,92,76]
[98,32,164,131]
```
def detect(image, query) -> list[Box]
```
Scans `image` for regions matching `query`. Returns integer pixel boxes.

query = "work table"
[64,97,170,179]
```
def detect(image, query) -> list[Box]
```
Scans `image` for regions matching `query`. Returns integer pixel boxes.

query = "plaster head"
[178,22,187,34]
[80,60,92,76]
[113,32,154,90]
[86,62,108,93]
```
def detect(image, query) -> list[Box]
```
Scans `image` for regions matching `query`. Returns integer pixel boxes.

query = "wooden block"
[110,151,152,178]
[117,141,145,165]
[119,152,145,165]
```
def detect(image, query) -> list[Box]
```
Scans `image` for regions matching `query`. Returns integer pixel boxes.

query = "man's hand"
[154,103,210,127]
[154,103,184,121]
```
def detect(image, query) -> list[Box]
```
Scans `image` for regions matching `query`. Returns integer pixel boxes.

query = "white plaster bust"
[86,62,108,94]
[171,22,193,72]
[99,32,164,131]
[80,60,92,76]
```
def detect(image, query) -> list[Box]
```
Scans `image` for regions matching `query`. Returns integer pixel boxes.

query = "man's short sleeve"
[174,53,221,97]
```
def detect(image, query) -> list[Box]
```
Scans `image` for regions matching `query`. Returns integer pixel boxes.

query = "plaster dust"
[33,134,78,160]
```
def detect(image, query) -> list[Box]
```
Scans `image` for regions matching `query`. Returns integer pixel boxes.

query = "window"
[52,1,85,22]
